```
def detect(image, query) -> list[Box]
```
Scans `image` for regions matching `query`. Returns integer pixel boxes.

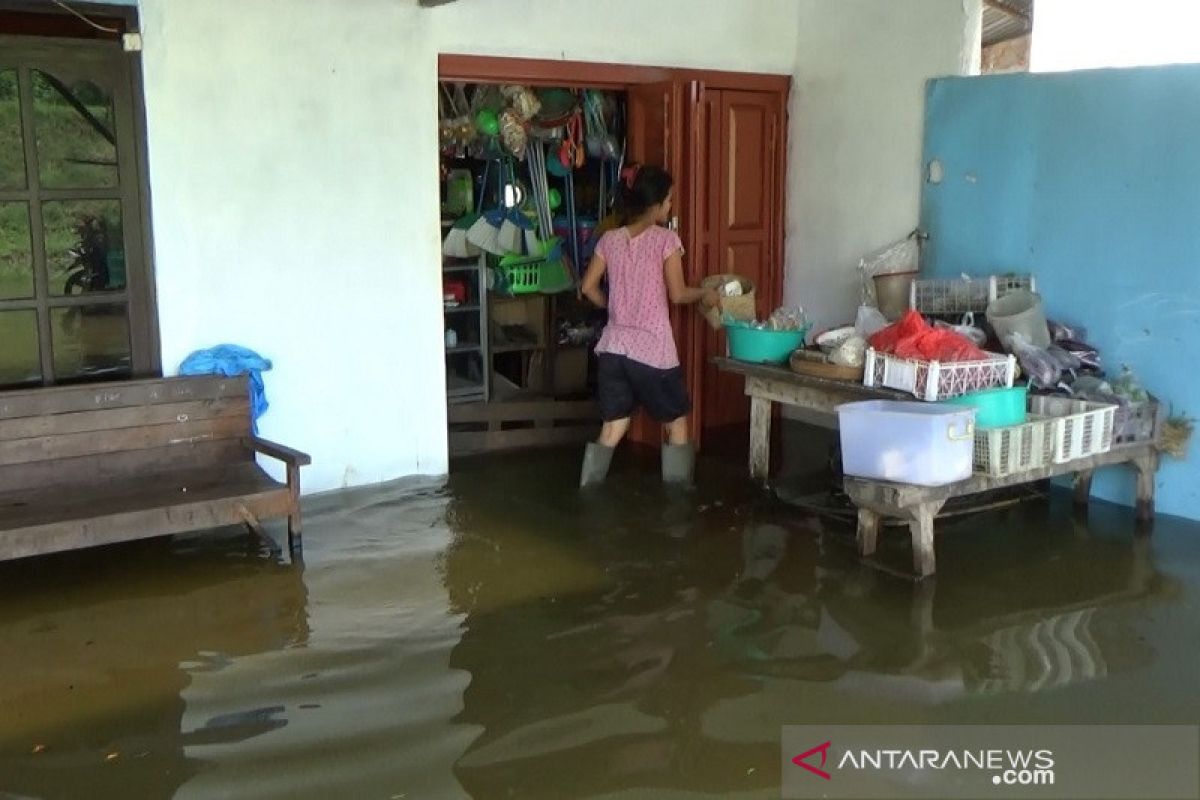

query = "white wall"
[137,0,978,493]
[785,0,982,333]
[1032,0,1200,72]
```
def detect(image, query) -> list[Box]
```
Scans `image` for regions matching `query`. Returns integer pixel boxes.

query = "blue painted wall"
[921,65,1200,520]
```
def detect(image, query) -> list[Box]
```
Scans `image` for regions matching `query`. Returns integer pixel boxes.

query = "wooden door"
[623,81,703,447]
[699,89,782,435]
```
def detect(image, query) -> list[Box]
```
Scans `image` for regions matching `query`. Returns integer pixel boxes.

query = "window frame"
[0,32,158,387]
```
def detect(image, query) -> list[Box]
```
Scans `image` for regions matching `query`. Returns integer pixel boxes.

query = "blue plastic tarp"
[178,345,272,433]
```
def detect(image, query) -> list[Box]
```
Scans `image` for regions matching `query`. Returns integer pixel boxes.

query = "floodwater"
[1,445,1199,799]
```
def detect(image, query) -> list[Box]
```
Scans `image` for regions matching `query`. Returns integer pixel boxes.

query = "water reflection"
[0,448,1194,799]
[0,532,308,800]
[444,452,1187,797]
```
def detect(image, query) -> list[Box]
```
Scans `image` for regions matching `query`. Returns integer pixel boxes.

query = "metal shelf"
[443,304,481,314]
[445,344,482,354]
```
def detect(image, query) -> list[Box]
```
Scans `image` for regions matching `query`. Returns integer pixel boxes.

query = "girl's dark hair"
[617,164,673,223]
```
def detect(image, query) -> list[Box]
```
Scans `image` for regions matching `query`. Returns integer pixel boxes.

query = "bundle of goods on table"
[713,275,1160,487]
[838,306,1159,487]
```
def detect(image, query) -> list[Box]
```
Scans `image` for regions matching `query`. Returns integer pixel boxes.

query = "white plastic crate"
[864,349,1017,402]
[974,416,1056,478]
[909,274,1037,315]
[1029,396,1117,463]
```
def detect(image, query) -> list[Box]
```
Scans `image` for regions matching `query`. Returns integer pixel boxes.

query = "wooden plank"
[447,400,599,424]
[0,439,251,495]
[0,463,282,530]
[0,415,246,467]
[449,425,597,456]
[0,375,248,420]
[0,398,250,440]
[844,442,1159,509]
[0,489,294,562]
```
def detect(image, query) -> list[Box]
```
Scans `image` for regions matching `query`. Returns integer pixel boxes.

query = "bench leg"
[749,396,772,482]
[287,464,303,555]
[856,508,881,557]
[909,501,944,579]
[1073,469,1094,511]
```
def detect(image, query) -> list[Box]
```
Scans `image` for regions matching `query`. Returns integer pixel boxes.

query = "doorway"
[439,55,788,453]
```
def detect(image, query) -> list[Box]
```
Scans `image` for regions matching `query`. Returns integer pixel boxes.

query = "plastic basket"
[863,349,1017,402]
[1114,397,1164,445]
[496,239,568,295]
[1029,396,1117,463]
[909,274,1037,315]
[973,415,1056,477]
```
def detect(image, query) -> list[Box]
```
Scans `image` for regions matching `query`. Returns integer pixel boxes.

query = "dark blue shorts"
[597,353,691,423]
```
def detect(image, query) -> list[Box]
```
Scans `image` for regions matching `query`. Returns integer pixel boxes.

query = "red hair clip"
[620,163,641,189]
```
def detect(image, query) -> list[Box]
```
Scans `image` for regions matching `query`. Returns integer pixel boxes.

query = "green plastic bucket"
[724,322,809,365]
[945,386,1028,429]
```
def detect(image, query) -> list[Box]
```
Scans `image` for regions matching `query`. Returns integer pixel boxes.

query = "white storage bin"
[838,401,977,486]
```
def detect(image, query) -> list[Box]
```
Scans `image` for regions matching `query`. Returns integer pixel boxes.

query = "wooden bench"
[0,375,311,562]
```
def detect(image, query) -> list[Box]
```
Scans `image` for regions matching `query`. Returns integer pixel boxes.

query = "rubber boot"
[579,442,615,488]
[661,443,696,487]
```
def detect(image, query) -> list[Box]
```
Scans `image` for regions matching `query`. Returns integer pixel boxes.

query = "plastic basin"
[725,323,808,364]
[945,386,1028,429]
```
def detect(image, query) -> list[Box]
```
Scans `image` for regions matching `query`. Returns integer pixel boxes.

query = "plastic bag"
[1007,331,1062,389]
[854,305,889,338]
[1112,366,1150,403]
[830,335,867,367]
[765,305,807,332]
[869,310,990,362]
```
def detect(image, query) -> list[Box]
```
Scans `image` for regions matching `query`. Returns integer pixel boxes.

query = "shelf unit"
[443,250,488,404]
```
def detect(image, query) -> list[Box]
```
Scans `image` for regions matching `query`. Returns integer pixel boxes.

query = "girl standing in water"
[578,164,718,487]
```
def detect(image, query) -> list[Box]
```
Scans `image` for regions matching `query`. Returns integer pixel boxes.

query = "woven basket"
[701,273,756,330]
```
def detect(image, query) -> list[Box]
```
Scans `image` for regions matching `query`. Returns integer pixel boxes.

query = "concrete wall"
[137,0,979,493]
[921,66,1200,520]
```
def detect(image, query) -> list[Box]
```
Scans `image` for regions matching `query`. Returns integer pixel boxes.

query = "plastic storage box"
[838,400,977,486]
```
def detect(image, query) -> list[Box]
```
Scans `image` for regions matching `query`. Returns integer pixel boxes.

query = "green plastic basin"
[945,386,1028,429]
[725,322,809,365]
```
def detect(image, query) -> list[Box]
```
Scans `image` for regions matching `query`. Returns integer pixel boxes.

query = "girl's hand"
[701,288,721,309]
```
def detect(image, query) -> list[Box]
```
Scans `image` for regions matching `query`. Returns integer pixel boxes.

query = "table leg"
[749,395,772,482]
[909,501,944,579]
[1073,469,1094,511]
[1133,453,1158,524]
[856,508,880,556]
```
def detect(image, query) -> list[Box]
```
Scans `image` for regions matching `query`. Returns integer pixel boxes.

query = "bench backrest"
[0,375,253,494]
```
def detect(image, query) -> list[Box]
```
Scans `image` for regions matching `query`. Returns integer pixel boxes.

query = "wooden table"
[713,357,1161,580]
[713,357,907,480]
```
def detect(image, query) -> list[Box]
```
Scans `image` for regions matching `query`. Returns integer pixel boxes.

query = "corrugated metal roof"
[983,0,1033,46]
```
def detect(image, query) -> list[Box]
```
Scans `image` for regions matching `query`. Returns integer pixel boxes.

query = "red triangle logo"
[792,740,832,780]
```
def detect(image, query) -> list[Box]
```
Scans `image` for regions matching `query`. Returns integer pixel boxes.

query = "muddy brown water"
[0,447,1197,799]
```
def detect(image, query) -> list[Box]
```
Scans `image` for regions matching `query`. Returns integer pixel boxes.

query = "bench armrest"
[245,436,312,466]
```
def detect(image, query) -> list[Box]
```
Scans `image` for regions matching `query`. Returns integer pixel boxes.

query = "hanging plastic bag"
[855,305,889,338]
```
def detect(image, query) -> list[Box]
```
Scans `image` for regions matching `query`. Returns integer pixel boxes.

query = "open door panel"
[624,80,704,448]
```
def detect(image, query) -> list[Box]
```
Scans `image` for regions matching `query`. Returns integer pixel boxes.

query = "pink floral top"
[594,226,684,370]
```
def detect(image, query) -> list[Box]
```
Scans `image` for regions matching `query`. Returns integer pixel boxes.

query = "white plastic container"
[864,348,1017,402]
[838,401,977,486]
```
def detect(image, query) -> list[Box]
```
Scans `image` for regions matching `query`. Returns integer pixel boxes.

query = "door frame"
[438,54,789,447]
